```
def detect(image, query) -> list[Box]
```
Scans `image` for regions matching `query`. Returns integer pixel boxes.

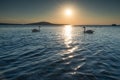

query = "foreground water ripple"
[0,25,120,80]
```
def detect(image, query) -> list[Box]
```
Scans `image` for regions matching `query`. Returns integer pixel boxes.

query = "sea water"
[0,25,120,80]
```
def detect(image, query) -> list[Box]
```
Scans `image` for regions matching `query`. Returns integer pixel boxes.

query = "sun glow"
[65,9,72,16]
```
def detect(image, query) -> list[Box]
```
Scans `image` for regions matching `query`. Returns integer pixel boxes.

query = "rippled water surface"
[0,25,120,80]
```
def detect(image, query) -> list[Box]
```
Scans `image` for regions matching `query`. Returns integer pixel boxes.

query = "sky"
[0,0,120,25]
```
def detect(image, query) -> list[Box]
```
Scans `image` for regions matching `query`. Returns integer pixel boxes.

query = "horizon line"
[0,21,119,26]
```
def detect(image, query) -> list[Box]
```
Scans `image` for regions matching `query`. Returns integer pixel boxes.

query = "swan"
[83,26,94,34]
[32,26,40,32]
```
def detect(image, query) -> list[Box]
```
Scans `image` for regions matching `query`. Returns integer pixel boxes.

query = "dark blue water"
[0,25,120,80]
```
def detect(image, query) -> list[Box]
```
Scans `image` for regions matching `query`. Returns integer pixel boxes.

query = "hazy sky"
[0,0,120,25]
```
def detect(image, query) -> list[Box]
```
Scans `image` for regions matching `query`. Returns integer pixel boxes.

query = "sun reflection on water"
[62,25,78,62]
[64,25,72,48]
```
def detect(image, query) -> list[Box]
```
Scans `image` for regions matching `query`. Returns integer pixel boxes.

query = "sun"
[65,9,72,16]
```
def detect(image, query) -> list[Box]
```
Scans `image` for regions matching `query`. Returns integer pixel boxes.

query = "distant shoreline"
[0,24,120,27]
[0,22,119,26]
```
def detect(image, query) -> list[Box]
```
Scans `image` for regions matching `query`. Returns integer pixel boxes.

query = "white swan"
[32,26,40,32]
[83,26,94,34]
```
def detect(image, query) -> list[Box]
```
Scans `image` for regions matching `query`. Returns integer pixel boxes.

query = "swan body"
[83,26,94,34]
[84,30,94,33]
[32,26,40,32]
[32,29,40,32]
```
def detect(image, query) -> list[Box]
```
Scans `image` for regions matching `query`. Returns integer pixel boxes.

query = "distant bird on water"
[32,26,40,32]
[83,26,94,34]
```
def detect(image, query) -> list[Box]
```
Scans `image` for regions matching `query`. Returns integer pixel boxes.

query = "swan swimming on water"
[32,26,40,32]
[83,26,94,34]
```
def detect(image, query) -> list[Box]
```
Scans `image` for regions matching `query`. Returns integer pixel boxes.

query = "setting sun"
[65,9,72,16]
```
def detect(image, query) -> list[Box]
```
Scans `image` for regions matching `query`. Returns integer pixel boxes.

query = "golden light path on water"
[63,25,78,54]
[62,25,83,71]
[64,25,72,48]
